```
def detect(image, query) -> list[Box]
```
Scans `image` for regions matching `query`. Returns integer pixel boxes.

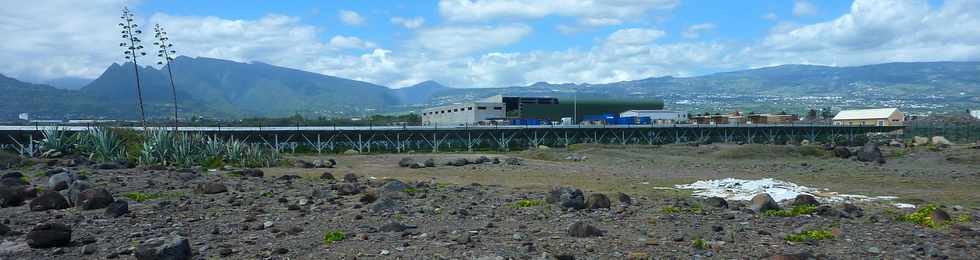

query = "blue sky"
[1,0,977,88]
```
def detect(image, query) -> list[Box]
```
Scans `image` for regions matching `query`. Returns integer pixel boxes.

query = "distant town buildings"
[620,110,688,124]
[832,108,904,126]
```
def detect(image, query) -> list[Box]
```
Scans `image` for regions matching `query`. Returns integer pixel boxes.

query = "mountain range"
[2,56,979,120]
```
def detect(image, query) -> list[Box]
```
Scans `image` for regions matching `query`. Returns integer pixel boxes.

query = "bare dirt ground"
[0,143,978,259]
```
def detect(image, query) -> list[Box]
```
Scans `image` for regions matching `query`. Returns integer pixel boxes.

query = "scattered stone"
[815,205,843,218]
[105,200,129,218]
[841,203,864,218]
[0,223,9,235]
[26,223,71,248]
[855,142,885,164]
[791,194,820,207]
[913,136,930,146]
[423,158,436,167]
[81,244,97,255]
[627,252,650,260]
[319,172,335,180]
[929,208,951,225]
[292,160,314,168]
[241,169,264,178]
[65,180,92,206]
[451,158,469,167]
[0,187,26,208]
[336,183,360,196]
[615,192,632,205]
[585,193,611,209]
[313,159,335,168]
[505,157,522,166]
[195,183,228,194]
[750,193,780,213]
[398,158,415,168]
[29,191,69,211]
[832,146,852,159]
[134,236,192,260]
[704,197,728,208]
[343,173,358,183]
[76,188,113,210]
[567,222,603,237]
[47,172,75,191]
[546,187,585,210]
[379,222,414,232]
[931,136,953,147]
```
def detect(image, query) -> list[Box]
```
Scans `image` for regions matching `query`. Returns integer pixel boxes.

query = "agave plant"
[171,133,201,168]
[139,128,173,165]
[79,127,126,162]
[38,127,74,154]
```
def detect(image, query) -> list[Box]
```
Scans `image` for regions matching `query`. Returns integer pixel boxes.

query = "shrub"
[784,229,834,242]
[512,199,545,208]
[895,204,970,228]
[38,127,74,154]
[323,230,345,245]
[765,205,818,217]
[661,204,703,214]
[121,191,184,203]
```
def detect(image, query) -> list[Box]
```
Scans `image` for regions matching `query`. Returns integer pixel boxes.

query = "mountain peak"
[407,80,448,89]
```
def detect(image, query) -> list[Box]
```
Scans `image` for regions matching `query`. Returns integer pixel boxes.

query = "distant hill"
[42,77,92,90]
[82,56,399,118]
[393,80,452,105]
[2,58,978,120]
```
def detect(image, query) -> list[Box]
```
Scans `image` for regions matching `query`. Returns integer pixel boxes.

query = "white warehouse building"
[421,102,506,125]
[620,110,689,124]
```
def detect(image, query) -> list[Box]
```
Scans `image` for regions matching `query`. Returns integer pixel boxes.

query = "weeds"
[784,229,834,242]
[661,204,703,214]
[512,199,546,208]
[764,205,818,217]
[895,204,971,228]
[322,230,346,245]
[691,238,708,249]
[121,191,184,203]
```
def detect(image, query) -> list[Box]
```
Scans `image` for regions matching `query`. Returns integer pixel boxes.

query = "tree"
[153,24,179,132]
[119,7,148,130]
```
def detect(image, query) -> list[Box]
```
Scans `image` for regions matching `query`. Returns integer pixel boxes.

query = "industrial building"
[421,102,505,125]
[519,99,664,123]
[832,108,904,126]
[620,110,688,124]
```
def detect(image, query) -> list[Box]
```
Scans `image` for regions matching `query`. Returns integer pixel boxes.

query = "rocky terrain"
[0,142,978,259]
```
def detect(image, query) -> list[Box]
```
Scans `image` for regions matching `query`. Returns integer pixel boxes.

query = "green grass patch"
[260,191,274,198]
[511,199,546,208]
[784,229,834,242]
[661,204,703,214]
[895,204,971,228]
[403,187,419,194]
[715,144,829,160]
[322,230,346,245]
[765,205,818,217]
[691,238,707,250]
[121,191,185,203]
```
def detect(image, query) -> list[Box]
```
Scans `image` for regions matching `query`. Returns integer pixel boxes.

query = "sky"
[1,0,978,88]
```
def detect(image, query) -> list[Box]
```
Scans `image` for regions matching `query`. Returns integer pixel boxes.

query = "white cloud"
[606,28,666,46]
[438,0,678,25]
[411,24,532,57]
[0,0,125,81]
[757,0,980,66]
[338,10,365,26]
[793,0,819,17]
[682,23,716,39]
[391,16,425,29]
[329,35,377,49]
[763,12,779,21]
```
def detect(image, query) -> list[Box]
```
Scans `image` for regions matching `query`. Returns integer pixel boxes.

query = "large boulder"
[313,159,335,168]
[750,193,780,213]
[704,197,728,208]
[855,142,885,164]
[336,183,361,196]
[931,136,953,147]
[77,188,113,210]
[832,146,852,159]
[291,160,314,168]
[615,192,632,205]
[26,223,71,248]
[105,200,129,218]
[585,193,611,209]
[0,186,26,208]
[398,158,415,168]
[913,136,930,146]
[929,208,952,226]
[64,180,92,206]
[546,187,585,210]
[241,169,264,178]
[47,172,75,191]
[450,158,469,167]
[0,172,28,187]
[134,236,192,260]
[29,191,70,211]
[791,194,820,207]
